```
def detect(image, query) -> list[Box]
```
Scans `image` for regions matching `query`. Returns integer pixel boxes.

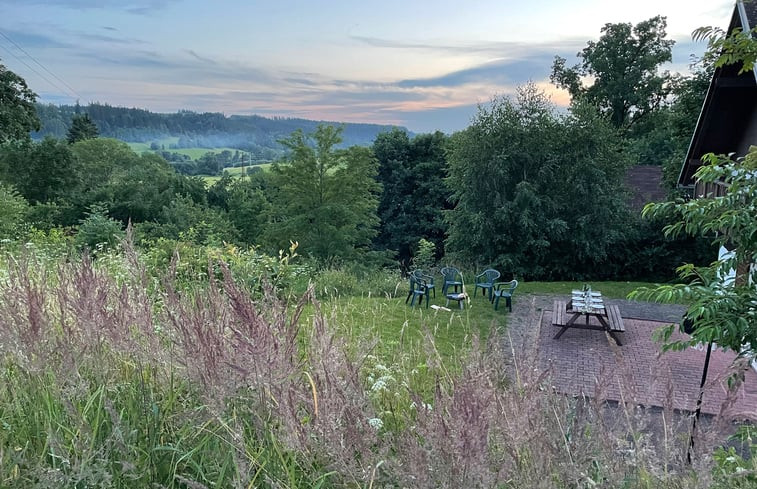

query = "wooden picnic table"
[551,291,625,346]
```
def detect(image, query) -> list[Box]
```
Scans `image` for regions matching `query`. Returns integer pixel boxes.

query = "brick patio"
[537,308,757,420]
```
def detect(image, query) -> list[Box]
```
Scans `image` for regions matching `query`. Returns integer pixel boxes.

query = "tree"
[632,150,757,361]
[0,183,29,239]
[265,125,381,262]
[0,137,78,205]
[550,16,674,131]
[67,113,99,144]
[373,129,450,266]
[446,85,630,279]
[74,203,124,251]
[0,60,40,143]
[70,138,206,226]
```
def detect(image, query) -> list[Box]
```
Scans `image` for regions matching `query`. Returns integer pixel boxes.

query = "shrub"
[74,204,124,252]
[412,238,436,272]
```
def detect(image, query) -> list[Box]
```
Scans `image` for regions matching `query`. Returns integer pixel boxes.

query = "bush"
[74,204,124,252]
[0,183,28,241]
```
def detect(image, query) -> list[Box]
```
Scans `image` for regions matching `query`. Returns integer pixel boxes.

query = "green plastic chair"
[412,270,435,298]
[493,280,518,312]
[405,272,430,308]
[474,269,500,301]
[440,266,463,295]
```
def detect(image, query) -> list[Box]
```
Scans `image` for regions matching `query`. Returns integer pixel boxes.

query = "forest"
[33,101,402,164]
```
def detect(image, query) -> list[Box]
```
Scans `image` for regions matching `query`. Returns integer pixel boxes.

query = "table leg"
[553,312,580,340]
[597,314,622,346]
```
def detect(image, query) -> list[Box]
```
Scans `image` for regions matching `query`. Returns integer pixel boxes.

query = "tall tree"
[446,85,630,279]
[67,113,99,144]
[550,16,674,131]
[265,125,381,262]
[0,60,40,143]
[0,137,78,204]
[373,129,449,266]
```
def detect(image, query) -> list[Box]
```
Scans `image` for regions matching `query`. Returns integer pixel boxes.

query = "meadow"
[0,245,747,489]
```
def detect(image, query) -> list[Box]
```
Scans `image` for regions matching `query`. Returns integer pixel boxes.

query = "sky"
[0,0,735,133]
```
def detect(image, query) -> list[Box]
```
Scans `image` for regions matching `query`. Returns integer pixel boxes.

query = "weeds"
[0,248,739,488]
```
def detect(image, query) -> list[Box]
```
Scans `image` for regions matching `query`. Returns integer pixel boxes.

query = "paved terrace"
[502,294,757,421]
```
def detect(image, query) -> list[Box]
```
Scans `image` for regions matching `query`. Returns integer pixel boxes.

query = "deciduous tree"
[446,85,630,279]
[373,129,449,266]
[550,16,674,131]
[0,60,39,143]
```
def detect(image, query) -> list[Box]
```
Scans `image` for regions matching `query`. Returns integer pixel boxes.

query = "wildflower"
[368,418,383,430]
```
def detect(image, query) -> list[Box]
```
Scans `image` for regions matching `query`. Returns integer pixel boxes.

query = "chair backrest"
[481,269,500,284]
[505,279,518,293]
[410,270,429,291]
[412,269,434,285]
[440,266,461,282]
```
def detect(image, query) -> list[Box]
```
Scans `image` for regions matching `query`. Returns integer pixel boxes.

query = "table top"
[570,291,604,314]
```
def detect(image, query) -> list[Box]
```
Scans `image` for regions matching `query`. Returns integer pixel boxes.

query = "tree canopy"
[67,113,99,144]
[0,60,40,144]
[373,129,450,266]
[266,125,381,262]
[550,16,674,131]
[446,85,630,279]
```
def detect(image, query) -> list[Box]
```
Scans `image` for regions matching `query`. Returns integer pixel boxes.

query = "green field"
[127,138,249,161]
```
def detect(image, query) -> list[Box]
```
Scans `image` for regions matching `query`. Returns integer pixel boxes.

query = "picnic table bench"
[551,296,625,346]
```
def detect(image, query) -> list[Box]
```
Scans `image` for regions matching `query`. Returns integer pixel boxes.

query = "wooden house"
[678,1,757,198]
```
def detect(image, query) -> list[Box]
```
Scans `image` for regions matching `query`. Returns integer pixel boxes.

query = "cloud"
[77,31,146,45]
[0,0,178,14]
[0,29,73,49]
[352,35,586,58]
[396,56,554,89]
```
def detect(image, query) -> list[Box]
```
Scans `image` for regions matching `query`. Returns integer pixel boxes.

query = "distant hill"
[34,103,406,161]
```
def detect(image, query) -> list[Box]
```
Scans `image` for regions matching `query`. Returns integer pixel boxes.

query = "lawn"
[516,280,655,298]
[299,280,656,383]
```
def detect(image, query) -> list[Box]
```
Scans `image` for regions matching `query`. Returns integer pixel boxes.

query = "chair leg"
[406,291,412,304]
[507,297,512,312]
[425,292,429,308]
[493,294,499,310]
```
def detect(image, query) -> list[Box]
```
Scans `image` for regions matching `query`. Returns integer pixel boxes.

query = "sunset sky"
[0,0,734,132]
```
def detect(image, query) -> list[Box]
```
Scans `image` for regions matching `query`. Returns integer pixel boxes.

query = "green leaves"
[637,149,757,360]
[446,85,630,279]
[550,16,674,131]
[266,125,381,263]
[694,25,757,74]
[0,60,40,144]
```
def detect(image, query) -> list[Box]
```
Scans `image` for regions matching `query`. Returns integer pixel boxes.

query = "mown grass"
[517,280,659,299]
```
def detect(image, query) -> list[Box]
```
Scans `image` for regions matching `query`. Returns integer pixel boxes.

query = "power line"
[0,28,81,100]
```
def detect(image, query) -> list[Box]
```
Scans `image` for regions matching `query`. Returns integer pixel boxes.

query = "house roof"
[625,165,666,210]
[678,1,757,187]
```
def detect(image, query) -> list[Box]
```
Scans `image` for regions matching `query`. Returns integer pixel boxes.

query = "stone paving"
[503,294,757,421]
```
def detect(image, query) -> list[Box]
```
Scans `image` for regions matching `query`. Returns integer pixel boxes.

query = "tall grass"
[0,249,740,487]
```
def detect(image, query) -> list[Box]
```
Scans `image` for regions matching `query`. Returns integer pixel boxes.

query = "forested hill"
[34,102,405,157]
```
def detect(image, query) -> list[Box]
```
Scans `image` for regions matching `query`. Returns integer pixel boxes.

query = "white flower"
[368,418,383,430]
[371,379,387,392]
